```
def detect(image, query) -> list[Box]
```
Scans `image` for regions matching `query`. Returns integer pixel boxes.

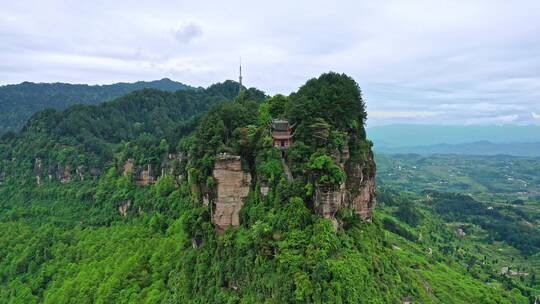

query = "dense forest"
[0,73,536,303]
[0,78,193,135]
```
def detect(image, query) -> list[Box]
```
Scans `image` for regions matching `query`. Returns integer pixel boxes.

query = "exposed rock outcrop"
[76,165,85,181]
[57,165,71,184]
[123,159,156,186]
[34,158,43,186]
[31,157,92,184]
[345,151,376,220]
[160,153,186,178]
[314,142,376,224]
[313,183,347,227]
[211,153,251,233]
[123,158,134,174]
[136,164,156,186]
[122,153,185,186]
[260,182,269,197]
[118,200,131,217]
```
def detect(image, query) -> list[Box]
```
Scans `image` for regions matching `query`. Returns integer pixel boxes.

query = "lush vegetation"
[377,153,540,203]
[0,78,193,135]
[0,80,264,181]
[0,73,536,303]
[378,154,540,300]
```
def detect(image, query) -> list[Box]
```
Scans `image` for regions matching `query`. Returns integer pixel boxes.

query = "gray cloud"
[173,23,203,44]
[0,0,539,125]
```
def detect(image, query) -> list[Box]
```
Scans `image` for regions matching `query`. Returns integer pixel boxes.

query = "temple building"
[271,119,294,149]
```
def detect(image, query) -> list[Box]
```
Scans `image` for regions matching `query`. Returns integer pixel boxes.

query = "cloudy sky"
[1,0,539,125]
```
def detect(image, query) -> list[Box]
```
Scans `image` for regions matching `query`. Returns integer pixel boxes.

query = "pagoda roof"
[271,119,291,131]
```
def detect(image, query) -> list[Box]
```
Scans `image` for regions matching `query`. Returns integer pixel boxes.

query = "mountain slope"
[0,80,265,180]
[0,73,533,303]
[0,78,194,135]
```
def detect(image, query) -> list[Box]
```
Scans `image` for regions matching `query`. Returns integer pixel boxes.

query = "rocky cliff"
[211,153,251,233]
[122,153,186,186]
[314,141,376,226]
[31,158,100,185]
[345,150,376,220]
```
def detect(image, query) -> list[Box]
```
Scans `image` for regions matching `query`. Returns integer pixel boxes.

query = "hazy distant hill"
[0,78,194,134]
[376,140,540,157]
[368,124,540,147]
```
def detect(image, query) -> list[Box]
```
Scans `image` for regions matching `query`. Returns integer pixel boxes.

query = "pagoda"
[271,119,294,149]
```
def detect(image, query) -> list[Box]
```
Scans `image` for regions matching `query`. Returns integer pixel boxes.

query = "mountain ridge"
[376,140,540,157]
[368,124,540,148]
[0,78,195,135]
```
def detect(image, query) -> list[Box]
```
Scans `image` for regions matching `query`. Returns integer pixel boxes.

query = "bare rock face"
[76,165,85,181]
[260,182,270,197]
[34,158,43,185]
[314,144,376,223]
[58,165,71,184]
[160,153,186,178]
[118,200,131,217]
[123,159,134,174]
[345,151,376,220]
[136,164,156,186]
[313,183,347,219]
[211,153,251,233]
[124,159,163,186]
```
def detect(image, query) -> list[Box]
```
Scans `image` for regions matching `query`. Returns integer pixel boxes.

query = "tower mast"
[238,57,243,95]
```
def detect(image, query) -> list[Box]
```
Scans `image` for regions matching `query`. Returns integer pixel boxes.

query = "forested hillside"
[0,80,264,182]
[0,73,535,303]
[0,78,194,135]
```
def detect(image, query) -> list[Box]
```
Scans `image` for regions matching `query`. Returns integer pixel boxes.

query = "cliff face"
[313,183,347,220]
[122,153,186,186]
[123,160,156,186]
[314,141,376,224]
[31,158,100,185]
[211,153,251,233]
[345,150,376,220]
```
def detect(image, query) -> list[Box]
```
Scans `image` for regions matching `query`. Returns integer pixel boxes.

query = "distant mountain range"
[375,140,540,157]
[368,124,540,147]
[0,78,194,134]
[368,124,540,156]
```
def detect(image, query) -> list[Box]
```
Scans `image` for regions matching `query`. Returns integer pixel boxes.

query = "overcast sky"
[1,0,539,125]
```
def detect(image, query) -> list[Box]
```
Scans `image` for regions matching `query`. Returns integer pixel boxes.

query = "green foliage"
[306,152,346,186]
[0,79,194,135]
[428,191,540,255]
[0,73,534,303]
[289,72,367,146]
[394,203,423,227]
[258,94,289,125]
[0,81,243,181]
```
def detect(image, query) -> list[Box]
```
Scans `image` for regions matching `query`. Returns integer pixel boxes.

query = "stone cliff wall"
[313,183,347,220]
[211,153,251,233]
[345,150,376,220]
[314,142,376,224]
[122,153,186,186]
[31,158,100,185]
